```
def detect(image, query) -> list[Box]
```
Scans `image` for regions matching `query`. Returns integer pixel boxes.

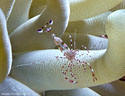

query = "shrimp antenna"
[69,34,73,49]
[73,29,77,50]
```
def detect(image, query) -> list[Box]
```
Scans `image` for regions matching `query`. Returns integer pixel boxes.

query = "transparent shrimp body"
[52,34,97,84]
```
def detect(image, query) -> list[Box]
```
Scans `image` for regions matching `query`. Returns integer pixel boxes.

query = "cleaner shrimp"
[52,34,97,84]
[36,19,97,84]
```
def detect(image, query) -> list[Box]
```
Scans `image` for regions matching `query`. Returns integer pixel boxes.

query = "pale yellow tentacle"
[7,0,32,33]
[29,0,46,18]
[0,9,12,82]
[69,0,122,21]
[0,0,15,19]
